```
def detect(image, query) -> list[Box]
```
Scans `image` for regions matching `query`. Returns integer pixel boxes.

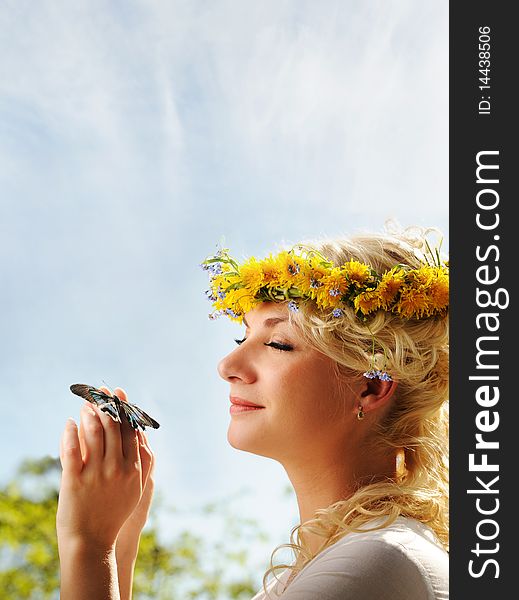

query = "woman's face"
[217,302,363,464]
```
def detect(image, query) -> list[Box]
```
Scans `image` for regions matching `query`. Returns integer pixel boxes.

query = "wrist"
[58,533,116,559]
[58,537,119,600]
[116,524,144,566]
[115,534,140,562]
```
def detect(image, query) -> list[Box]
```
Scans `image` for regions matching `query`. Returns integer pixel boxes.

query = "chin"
[227,423,273,458]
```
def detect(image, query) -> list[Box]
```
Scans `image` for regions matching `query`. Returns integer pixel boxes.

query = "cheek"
[274,363,341,425]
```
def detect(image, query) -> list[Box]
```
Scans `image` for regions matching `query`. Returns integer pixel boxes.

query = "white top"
[251,517,448,599]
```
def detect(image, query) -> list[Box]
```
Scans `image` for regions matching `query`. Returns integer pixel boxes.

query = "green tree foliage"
[0,457,272,599]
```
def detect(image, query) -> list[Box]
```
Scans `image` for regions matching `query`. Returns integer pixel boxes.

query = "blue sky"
[0,0,448,575]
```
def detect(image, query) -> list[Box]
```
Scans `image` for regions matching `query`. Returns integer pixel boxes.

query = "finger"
[137,430,154,487]
[99,386,128,403]
[120,408,140,464]
[138,431,155,509]
[78,412,88,461]
[90,396,124,462]
[98,385,114,398]
[60,418,83,475]
[79,403,104,464]
[113,387,128,402]
[111,387,140,461]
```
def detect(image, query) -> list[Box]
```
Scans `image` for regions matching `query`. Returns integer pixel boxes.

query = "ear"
[359,377,398,414]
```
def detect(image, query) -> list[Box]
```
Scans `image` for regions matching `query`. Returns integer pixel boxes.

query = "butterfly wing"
[69,384,121,423]
[70,384,159,430]
[120,400,160,431]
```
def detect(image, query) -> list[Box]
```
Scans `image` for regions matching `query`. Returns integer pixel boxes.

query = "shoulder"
[279,518,448,600]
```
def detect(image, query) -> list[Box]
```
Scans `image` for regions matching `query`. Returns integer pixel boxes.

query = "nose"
[217,346,255,384]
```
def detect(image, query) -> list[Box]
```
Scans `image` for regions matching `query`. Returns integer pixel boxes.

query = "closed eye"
[234,338,293,351]
[265,341,293,352]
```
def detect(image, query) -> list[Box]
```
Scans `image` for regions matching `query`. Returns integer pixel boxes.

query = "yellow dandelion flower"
[273,251,305,287]
[341,260,371,286]
[221,288,259,316]
[377,267,406,307]
[428,269,449,311]
[224,271,242,285]
[239,258,265,295]
[315,267,348,308]
[220,262,234,274]
[259,255,282,288]
[394,287,433,319]
[210,273,226,291]
[210,272,238,298]
[291,271,312,295]
[296,262,330,298]
[354,288,382,315]
[235,289,261,314]
[409,266,436,287]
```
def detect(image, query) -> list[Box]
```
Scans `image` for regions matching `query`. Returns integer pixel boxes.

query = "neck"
[282,446,397,556]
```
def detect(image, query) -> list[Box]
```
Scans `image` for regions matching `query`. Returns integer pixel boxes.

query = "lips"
[230,396,265,408]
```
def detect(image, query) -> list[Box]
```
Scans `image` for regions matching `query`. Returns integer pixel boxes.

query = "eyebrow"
[242,316,289,328]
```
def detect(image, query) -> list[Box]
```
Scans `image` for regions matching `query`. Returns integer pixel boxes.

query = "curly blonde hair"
[261,224,449,597]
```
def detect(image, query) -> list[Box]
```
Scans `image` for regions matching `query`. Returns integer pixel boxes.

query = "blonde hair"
[261,224,449,597]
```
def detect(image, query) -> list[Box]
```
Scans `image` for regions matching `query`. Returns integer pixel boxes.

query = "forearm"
[56,398,155,600]
[116,536,140,600]
[59,538,120,600]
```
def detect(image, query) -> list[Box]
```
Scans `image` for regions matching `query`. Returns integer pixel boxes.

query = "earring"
[357,404,365,420]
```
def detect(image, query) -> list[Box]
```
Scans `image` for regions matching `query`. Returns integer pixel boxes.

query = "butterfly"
[70,384,160,431]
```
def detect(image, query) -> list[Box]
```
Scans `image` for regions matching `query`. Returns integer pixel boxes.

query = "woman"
[57,225,449,599]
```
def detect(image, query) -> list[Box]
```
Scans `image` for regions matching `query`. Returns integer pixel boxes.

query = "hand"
[57,386,154,551]
[110,388,156,553]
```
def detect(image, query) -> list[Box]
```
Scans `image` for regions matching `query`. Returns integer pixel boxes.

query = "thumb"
[60,418,83,475]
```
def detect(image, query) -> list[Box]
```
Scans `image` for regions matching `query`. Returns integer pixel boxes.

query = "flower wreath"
[201,241,448,381]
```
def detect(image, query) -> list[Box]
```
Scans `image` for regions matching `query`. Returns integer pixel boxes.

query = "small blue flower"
[204,289,217,301]
[288,300,299,312]
[200,262,223,275]
[332,308,343,317]
[363,369,393,381]
[209,263,223,275]
[363,369,377,379]
[217,288,226,299]
[329,288,341,297]
[378,371,393,381]
[225,308,239,318]
[310,278,321,288]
